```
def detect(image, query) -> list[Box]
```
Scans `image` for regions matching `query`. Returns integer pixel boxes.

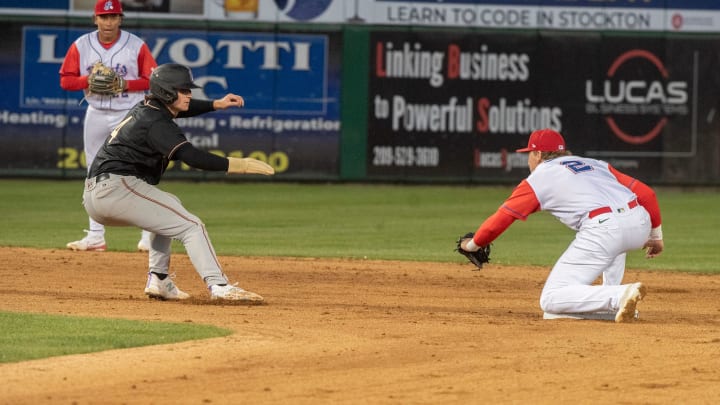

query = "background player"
[459,128,664,322]
[82,63,274,301]
[59,0,157,252]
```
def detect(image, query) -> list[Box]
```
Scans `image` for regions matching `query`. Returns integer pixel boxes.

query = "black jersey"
[89,98,214,185]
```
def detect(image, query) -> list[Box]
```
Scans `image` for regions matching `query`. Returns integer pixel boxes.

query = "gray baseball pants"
[82,173,229,286]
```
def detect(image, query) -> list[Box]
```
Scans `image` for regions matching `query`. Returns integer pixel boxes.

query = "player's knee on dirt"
[539,291,556,313]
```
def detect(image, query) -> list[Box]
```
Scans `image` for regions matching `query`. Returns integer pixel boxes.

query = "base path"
[0,247,718,404]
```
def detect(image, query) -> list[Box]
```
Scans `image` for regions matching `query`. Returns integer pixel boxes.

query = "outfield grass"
[0,179,717,273]
[0,311,231,364]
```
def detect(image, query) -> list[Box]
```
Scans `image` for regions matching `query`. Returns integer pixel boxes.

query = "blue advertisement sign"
[22,27,333,116]
[1,24,341,178]
[0,0,67,8]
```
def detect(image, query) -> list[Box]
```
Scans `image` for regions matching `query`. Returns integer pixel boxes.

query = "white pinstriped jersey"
[526,156,636,230]
[75,30,146,110]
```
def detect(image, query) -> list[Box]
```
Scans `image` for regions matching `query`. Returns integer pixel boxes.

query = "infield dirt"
[0,247,718,404]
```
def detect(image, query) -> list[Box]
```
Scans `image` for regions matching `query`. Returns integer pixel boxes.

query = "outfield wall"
[1,3,720,184]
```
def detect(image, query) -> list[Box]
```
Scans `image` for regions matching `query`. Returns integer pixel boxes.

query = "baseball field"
[1,179,719,404]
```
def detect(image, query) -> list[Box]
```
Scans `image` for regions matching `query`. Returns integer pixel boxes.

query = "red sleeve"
[125,44,157,92]
[59,44,88,91]
[473,180,541,246]
[609,165,662,228]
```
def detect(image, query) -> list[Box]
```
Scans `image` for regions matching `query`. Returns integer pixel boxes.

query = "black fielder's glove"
[455,232,491,270]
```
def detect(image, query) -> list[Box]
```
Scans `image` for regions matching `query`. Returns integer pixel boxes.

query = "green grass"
[0,179,718,272]
[0,311,231,364]
[0,179,718,363]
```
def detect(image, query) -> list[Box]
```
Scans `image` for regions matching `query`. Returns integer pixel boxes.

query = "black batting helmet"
[149,63,200,104]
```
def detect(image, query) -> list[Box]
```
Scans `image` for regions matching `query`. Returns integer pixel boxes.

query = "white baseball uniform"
[528,156,650,314]
[74,30,148,166]
[60,29,156,244]
[470,155,660,317]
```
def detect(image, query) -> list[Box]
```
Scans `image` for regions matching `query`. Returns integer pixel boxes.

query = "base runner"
[82,63,274,302]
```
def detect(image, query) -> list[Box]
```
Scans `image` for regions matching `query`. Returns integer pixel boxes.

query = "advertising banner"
[366,30,720,182]
[367,30,543,180]
[203,0,720,33]
[7,1,720,33]
[370,0,666,31]
[72,0,202,15]
[0,24,341,178]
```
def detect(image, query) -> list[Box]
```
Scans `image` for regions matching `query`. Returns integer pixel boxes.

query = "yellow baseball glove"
[87,61,125,95]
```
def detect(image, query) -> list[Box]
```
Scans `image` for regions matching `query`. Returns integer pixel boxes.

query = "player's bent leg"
[86,175,263,302]
[148,234,172,273]
[114,177,231,284]
[602,254,626,286]
[540,225,629,314]
[137,230,152,252]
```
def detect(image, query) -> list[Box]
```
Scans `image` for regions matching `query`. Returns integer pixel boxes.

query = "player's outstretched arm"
[213,94,244,110]
[172,143,273,176]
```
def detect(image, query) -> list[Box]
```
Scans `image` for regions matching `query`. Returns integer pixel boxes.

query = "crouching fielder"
[459,129,664,322]
[83,63,274,302]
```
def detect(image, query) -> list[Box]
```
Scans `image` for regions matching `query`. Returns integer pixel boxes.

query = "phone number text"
[372,146,440,167]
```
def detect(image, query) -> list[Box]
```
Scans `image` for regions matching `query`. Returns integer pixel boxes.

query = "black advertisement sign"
[367,30,720,183]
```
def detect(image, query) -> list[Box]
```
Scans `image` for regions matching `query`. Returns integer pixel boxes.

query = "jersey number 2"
[562,160,593,173]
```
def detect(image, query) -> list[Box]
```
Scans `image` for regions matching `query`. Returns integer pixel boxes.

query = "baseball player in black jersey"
[83,63,274,302]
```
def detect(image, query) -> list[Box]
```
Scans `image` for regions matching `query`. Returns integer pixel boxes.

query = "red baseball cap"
[95,0,123,16]
[516,129,566,152]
